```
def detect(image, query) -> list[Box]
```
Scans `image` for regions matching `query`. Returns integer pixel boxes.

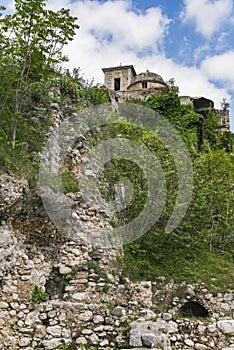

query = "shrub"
[32,286,49,304]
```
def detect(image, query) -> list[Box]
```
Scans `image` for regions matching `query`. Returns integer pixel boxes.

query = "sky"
[3,0,234,131]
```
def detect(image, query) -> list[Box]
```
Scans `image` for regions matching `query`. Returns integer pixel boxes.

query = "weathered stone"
[0,302,9,309]
[129,329,142,347]
[111,306,126,317]
[140,309,157,319]
[207,324,216,332]
[93,315,104,324]
[89,333,99,344]
[195,344,208,349]
[167,321,178,333]
[42,339,62,349]
[224,293,233,302]
[34,325,47,339]
[79,311,93,321]
[19,337,31,347]
[141,333,160,347]
[47,325,62,337]
[217,320,234,335]
[59,265,72,274]
[25,311,40,326]
[163,313,173,321]
[76,336,87,345]
[184,339,195,347]
[100,339,109,347]
[71,292,90,302]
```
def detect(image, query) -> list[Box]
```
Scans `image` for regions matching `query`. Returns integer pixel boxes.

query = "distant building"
[102,64,169,101]
[102,64,230,131]
[180,96,230,132]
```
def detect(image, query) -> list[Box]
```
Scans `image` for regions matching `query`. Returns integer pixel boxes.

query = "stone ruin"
[0,89,232,349]
[102,64,230,131]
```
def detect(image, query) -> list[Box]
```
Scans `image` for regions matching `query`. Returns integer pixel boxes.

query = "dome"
[127,69,168,92]
[133,70,165,83]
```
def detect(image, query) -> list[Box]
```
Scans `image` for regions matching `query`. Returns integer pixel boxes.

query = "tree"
[220,98,230,111]
[0,0,79,146]
[166,78,179,94]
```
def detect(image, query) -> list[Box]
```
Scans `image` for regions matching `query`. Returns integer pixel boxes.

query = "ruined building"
[102,64,230,131]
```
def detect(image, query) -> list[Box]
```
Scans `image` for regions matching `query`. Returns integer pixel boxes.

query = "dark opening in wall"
[114,78,121,91]
[142,81,147,89]
[179,301,209,318]
[45,267,63,299]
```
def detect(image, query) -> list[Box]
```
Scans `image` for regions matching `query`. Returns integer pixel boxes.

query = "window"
[114,78,121,91]
[142,81,147,89]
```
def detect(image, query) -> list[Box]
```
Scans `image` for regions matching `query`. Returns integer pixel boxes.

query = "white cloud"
[46,0,171,79]
[2,0,233,129]
[202,51,234,90]
[48,0,170,53]
[181,0,233,38]
[45,0,232,115]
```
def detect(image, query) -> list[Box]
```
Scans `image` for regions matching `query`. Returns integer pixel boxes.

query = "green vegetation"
[56,344,77,350]
[93,93,233,288]
[32,286,49,304]
[61,170,79,193]
[87,261,110,283]
[0,1,233,290]
[0,0,108,182]
[113,94,234,288]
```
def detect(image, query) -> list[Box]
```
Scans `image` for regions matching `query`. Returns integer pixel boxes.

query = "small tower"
[102,65,136,91]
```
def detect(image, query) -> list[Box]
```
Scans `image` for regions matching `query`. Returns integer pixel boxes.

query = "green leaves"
[32,286,49,304]
[0,0,79,173]
[118,94,234,287]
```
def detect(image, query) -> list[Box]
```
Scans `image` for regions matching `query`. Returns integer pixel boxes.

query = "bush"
[32,286,49,304]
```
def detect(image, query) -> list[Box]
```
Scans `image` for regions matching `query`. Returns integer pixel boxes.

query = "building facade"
[102,64,230,131]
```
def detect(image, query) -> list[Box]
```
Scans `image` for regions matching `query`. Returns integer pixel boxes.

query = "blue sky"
[3,0,234,130]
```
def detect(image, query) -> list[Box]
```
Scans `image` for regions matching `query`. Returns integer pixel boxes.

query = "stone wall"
[214,109,230,131]
[0,101,233,349]
[0,220,234,350]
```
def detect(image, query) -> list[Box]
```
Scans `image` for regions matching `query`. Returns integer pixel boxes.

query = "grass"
[122,245,234,291]
[61,170,79,193]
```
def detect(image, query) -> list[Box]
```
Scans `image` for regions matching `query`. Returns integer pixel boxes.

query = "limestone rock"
[47,325,62,337]
[195,344,208,349]
[71,292,90,302]
[141,333,159,347]
[184,339,195,347]
[19,337,31,347]
[129,329,142,347]
[217,320,234,335]
[111,306,126,317]
[42,339,62,349]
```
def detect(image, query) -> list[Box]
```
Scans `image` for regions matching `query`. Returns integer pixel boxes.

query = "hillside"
[0,1,234,349]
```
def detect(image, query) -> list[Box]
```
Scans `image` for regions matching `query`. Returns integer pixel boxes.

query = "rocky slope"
[0,101,233,350]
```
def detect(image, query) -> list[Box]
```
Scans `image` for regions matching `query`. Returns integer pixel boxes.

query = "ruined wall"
[0,217,234,350]
[214,109,230,131]
[0,101,233,350]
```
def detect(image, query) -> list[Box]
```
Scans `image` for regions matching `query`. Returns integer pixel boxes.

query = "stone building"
[180,96,230,131]
[102,64,230,131]
[102,64,169,101]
